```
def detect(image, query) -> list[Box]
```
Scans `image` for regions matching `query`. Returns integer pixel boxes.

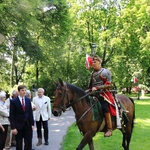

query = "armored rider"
[87,55,116,137]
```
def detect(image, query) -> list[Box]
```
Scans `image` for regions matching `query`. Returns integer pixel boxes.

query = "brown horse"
[52,79,135,150]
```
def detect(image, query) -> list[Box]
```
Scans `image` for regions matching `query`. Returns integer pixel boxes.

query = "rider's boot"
[104,113,112,137]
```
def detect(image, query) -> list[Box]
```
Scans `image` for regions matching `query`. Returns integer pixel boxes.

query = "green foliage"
[0,0,71,90]
[0,0,150,95]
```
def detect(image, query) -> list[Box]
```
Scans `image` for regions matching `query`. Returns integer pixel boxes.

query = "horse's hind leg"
[122,132,132,150]
[122,123,133,150]
[76,131,95,150]
[122,132,127,150]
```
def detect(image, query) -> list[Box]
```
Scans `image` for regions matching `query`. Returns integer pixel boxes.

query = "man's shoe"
[45,141,49,145]
[36,138,42,146]
[4,146,10,150]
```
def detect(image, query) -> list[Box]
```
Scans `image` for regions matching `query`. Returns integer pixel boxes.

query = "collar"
[38,95,44,99]
[18,95,25,100]
[0,100,5,105]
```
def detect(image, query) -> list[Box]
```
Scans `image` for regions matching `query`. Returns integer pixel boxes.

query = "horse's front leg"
[76,131,95,150]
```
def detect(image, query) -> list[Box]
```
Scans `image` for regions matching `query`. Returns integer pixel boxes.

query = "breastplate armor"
[91,68,111,87]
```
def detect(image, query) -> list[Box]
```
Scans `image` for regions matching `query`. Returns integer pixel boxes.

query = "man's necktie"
[22,98,25,111]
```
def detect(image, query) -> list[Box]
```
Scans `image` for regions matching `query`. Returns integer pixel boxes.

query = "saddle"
[88,95,129,129]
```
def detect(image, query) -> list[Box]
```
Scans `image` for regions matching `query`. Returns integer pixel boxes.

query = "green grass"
[124,93,150,99]
[62,99,150,150]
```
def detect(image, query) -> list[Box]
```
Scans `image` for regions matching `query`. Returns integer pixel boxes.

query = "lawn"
[62,99,150,150]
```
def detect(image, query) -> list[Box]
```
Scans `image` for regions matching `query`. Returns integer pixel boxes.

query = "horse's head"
[52,78,70,116]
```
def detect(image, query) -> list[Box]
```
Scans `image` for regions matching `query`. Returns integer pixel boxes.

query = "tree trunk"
[36,60,39,85]
[10,47,17,88]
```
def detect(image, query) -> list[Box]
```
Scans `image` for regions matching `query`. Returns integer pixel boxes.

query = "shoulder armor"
[101,68,111,82]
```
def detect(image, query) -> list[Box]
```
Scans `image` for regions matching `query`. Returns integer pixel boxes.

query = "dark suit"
[9,96,34,150]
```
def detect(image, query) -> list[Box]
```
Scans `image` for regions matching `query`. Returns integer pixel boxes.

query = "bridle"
[55,83,70,112]
[55,83,117,111]
[55,83,98,125]
[54,82,93,112]
[54,82,118,124]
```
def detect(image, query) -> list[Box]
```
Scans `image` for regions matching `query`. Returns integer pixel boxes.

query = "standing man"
[87,55,116,137]
[26,90,37,121]
[9,85,34,150]
[33,88,51,146]
[4,90,18,148]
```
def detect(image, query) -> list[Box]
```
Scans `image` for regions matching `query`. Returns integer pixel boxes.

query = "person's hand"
[92,87,97,91]
[32,126,34,130]
[32,105,37,111]
[7,105,10,109]
[12,129,18,135]
[0,124,5,132]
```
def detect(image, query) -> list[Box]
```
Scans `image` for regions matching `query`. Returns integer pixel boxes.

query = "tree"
[0,0,72,92]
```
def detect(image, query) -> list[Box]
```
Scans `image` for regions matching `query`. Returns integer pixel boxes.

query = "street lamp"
[91,43,97,56]
[31,84,37,98]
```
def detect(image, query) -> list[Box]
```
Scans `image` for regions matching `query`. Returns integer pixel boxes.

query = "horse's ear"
[58,78,64,87]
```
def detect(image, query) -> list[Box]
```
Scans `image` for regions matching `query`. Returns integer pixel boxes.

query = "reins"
[75,100,97,125]
[55,82,117,124]
[67,90,117,108]
[59,83,69,112]
[66,89,117,125]
[66,90,95,108]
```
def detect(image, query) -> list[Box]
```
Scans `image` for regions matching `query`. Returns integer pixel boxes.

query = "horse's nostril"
[53,110,59,116]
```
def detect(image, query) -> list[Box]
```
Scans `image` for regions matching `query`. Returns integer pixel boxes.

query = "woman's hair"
[0,91,6,98]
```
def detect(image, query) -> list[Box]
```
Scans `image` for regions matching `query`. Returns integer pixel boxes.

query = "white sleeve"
[0,105,9,117]
[47,97,51,119]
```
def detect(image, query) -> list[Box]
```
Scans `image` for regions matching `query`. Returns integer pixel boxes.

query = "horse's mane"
[66,83,85,96]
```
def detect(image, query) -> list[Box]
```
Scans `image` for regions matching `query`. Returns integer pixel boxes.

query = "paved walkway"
[10,109,75,150]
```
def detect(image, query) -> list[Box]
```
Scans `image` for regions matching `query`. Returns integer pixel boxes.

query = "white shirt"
[18,95,25,106]
[38,96,44,108]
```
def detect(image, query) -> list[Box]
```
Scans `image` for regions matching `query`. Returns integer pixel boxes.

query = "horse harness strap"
[67,91,95,108]
[59,83,93,110]
[112,93,129,129]
[59,83,69,111]
[67,90,117,108]
[76,100,97,125]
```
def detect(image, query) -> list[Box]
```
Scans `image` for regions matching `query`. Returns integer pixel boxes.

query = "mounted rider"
[87,55,116,137]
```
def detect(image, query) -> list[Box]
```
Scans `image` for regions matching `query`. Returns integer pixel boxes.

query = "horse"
[52,79,135,150]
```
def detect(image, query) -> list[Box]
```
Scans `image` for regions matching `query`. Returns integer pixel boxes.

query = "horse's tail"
[129,97,135,129]
[129,97,134,104]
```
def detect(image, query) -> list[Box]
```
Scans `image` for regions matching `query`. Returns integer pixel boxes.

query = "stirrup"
[104,130,112,137]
